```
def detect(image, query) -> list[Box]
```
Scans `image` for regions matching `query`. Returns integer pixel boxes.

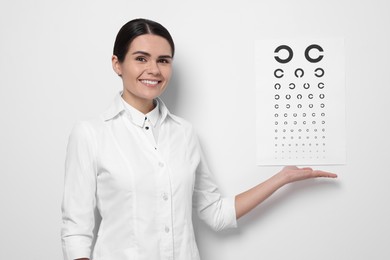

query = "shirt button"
[145,126,149,130]
[162,193,168,201]
[165,226,170,233]
[158,162,164,167]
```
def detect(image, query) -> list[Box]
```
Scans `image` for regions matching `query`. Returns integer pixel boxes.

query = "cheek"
[162,67,173,81]
[122,67,142,81]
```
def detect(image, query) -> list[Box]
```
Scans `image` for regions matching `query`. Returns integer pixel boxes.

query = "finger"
[312,170,338,178]
[284,165,299,170]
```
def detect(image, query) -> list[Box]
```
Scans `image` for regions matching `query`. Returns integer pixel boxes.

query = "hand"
[235,166,337,219]
[277,166,337,185]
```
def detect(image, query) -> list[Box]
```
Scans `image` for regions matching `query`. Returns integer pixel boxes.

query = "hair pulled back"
[113,18,175,62]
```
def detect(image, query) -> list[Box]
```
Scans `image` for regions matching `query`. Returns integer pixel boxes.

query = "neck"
[122,93,155,114]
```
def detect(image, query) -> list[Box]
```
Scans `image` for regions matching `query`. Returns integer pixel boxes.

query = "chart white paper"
[255,39,346,166]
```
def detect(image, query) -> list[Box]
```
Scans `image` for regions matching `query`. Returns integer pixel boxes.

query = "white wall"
[1,0,389,259]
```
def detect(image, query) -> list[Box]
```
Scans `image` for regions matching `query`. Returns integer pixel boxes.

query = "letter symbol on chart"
[314,68,325,77]
[274,45,293,63]
[274,69,284,78]
[295,68,304,78]
[305,44,324,63]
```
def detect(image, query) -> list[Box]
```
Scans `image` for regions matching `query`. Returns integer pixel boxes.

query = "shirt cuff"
[63,245,91,260]
[224,196,238,229]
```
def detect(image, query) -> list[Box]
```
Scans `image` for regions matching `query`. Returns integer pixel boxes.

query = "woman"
[61,18,337,260]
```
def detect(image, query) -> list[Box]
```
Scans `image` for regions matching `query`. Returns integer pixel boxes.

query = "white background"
[1,0,389,259]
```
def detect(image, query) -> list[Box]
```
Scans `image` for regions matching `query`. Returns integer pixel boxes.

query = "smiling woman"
[112,34,173,114]
[60,18,337,260]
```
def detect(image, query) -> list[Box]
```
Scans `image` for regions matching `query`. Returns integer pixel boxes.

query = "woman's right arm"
[235,166,337,219]
[61,122,98,260]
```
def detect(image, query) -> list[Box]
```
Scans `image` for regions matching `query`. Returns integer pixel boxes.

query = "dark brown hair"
[113,18,175,62]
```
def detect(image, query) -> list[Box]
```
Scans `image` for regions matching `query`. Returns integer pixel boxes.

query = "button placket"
[142,117,158,149]
[144,120,151,131]
[157,161,174,257]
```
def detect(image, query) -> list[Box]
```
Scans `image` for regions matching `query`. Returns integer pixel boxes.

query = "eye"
[157,58,170,64]
[135,56,147,62]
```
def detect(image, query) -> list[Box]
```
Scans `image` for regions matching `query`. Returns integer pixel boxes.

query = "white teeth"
[141,80,159,85]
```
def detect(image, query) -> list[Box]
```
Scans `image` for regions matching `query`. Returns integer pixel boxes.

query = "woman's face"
[112,34,173,112]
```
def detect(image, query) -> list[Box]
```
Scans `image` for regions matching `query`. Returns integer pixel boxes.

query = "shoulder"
[68,114,107,145]
[169,113,191,127]
[71,116,104,133]
[67,93,123,143]
[158,97,195,133]
[165,113,201,149]
[166,112,197,135]
[67,119,96,146]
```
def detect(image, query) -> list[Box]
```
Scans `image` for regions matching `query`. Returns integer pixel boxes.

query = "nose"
[147,61,161,75]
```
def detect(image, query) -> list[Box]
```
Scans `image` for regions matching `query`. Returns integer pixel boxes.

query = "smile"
[140,79,160,86]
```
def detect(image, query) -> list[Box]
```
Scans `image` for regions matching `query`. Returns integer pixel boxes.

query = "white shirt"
[61,93,237,260]
[121,97,160,147]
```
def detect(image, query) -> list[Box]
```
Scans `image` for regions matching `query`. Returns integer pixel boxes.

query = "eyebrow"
[131,51,172,59]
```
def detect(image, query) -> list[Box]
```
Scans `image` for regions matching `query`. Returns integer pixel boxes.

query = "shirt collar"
[101,93,126,121]
[102,92,180,125]
[121,97,160,128]
[146,101,160,127]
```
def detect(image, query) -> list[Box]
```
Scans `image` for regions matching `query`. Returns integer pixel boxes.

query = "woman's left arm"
[235,166,337,219]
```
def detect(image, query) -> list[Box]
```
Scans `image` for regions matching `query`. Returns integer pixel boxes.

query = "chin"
[140,92,163,101]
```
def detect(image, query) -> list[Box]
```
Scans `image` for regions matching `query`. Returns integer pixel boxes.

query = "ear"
[112,55,122,76]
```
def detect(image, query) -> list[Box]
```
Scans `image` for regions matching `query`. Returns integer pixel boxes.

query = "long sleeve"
[190,128,237,232]
[61,121,98,260]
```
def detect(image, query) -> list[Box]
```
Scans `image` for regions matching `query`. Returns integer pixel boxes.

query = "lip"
[139,79,162,87]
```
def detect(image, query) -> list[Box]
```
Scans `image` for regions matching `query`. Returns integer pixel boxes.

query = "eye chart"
[255,39,346,166]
